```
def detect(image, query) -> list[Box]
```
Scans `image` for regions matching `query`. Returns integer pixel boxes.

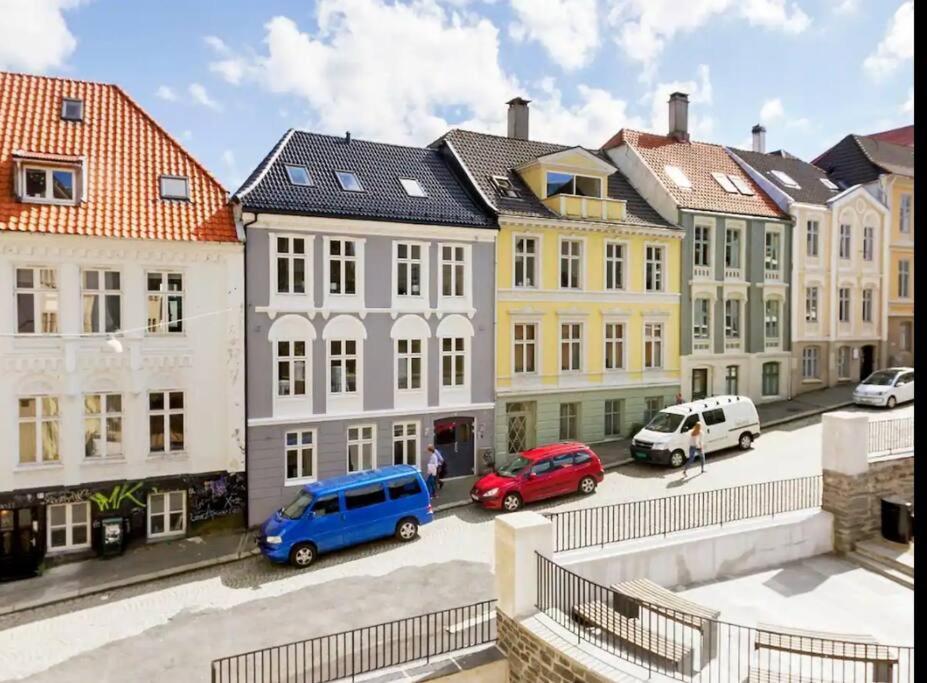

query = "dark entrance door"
[860,345,876,382]
[433,417,475,478]
[691,368,709,400]
[0,507,43,581]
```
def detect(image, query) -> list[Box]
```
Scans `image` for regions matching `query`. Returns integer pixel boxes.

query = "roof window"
[664,165,692,189]
[336,171,363,192]
[820,178,839,191]
[769,170,800,189]
[399,178,427,197]
[61,98,84,122]
[711,172,737,193]
[491,175,521,199]
[159,175,190,200]
[285,165,312,187]
[728,175,754,195]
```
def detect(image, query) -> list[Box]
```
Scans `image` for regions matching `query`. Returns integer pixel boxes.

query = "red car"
[470,442,605,512]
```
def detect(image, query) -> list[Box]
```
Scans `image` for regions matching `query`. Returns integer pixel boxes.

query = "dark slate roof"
[813,134,914,186]
[433,128,672,229]
[234,130,494,229]
[855,135,914,176]
[730,148,842,205]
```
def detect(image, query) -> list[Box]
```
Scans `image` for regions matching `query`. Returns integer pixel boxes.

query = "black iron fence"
[868,416,914,455]
[536,553,914,682]
[210,599,497,682]
[545,475,822,552]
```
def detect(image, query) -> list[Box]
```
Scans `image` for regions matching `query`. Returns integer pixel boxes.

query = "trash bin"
[880,497,912,544]
[99,516,126,557]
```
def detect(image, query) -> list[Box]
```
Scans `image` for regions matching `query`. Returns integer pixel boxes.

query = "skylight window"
[285,165,312,186]
[61,98,84,122]
[820,178,839,191]
[728,175,754,195]
[159,175,189,200]
[664,165,691,190]
[491,175,521,199]
[399,178,427,197]
[336,171,363,192]
[711,172,738,193]
[769,170,800,189]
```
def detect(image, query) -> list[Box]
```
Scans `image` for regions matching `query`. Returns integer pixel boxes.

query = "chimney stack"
[752,124,766,153]
[507,97,531,140]
[668,92,689,142]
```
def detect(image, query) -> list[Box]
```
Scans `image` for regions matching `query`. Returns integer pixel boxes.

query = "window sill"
[82,457,127,465]
[801,379,823,385]
[147,451,188,459]
[147,531,186,542]
[284,477,318,487]
[15,462,63,472]
[46,545,92,555]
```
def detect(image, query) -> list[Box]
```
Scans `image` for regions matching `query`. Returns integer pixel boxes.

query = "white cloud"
[182,129,193,141]
[831,0,858,14]
[605,0,810,77]
[0,0,82,72]
[188,82,222,111]
[508,0,599,71]
[901,87,913,115]
[222,149,236,167]
[863,2,913,80]
[529,83,643,146]
[644,64,714,139]
[759,98,785,124]
[204,35,230,54]
[209,57,251,85]
[156,85,178,101]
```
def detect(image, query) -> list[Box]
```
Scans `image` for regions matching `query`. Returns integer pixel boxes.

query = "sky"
[0,0,914,191]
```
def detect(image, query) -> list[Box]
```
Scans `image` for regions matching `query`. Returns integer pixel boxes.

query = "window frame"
[395,338,424,392]
[765,298,781,342]
[559,321,583,374]
[148,390,185,455]
[724,298,741,340]
[643,322,664,370]
[862,226,875,262]
[83,392,124,460]
[645,245,665,292]
[862,288,874,323]
[898,260,911,298]
[762,362,780,396]
[335,170,364,192]
[725,365,739,395]
[398,177,427,198]
[61,97,84,121]
[346,424,377,473]
[724,225,742,270]
[284,429,318,485]
[558,237,584,290]
[285,165,313,187]
[393,241,428,302]
[802,347,820,380]
[693,297,711,343]
[764,228,782,275]
[512,234,539,289]
[147,491,187,539]
[273,234,311,297]
[513,322,538,375]
[392,421,420,467]
[46,501,91,552]
[604,240,627,291]
[440,336,467,388]
[558,402,580,441]
[806,220,819,259]
[545,171,602,199]
[81,268,122,334]
[838,224,852,260]
[604,399,623,438]
[275,339,309,399]
[325,237,361,299]
[18,396,60,465]
[15,266,59,334]
[838,287,851,323]
[899,193,912,234]
[328,338,360,395]
[693,222,712,269]
[159,175,190,201]
[603,321,626,372]
[805,286,819,323]
[146,271,185,335]
[438,242,470,303]
[21,164,78,205]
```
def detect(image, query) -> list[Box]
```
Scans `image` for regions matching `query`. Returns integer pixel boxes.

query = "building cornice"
[498,214,682,239]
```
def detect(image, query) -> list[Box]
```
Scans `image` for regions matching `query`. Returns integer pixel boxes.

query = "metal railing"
[536,554,914,682]
[210,599,497,682]
[868,416,914,455]
[545,475,822,552]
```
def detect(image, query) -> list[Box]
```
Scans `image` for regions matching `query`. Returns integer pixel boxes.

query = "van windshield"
[863,371,896,386]
[645,411,684,433]
[496,455,531,478]
[281,491,313,519]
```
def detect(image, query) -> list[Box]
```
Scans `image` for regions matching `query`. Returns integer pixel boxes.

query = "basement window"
[61,98,84,122]
[491,175,521,199]
[159,175,190,200]
[664,165,691,190]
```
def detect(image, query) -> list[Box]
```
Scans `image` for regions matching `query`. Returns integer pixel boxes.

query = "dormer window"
[491,175,520,198]
[285,165,312,186]
[664,165,692,189]
[545,172,601,198]
[336,171,363,192]
[23,166,75,203]
[61,98,84,122]
[399,178,426,197]
[159,175,189,200]
[769,170,800,189]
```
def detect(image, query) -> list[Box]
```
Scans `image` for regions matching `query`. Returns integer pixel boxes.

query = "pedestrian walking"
[674,392,685,405]
[425,444,443,498]
[683,421,705,476]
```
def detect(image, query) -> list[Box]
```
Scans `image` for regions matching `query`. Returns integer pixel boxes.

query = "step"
[847,551,914,590]
[854,539,913,577]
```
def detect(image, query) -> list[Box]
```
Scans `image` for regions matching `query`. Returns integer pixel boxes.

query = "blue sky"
[0,0,913,190]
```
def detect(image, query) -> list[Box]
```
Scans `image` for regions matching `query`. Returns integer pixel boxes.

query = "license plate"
[470,494,479,502]
[632,450,647,460]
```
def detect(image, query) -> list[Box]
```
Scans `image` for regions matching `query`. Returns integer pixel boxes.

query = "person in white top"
[683,421,705,476]
[425,445,442,498]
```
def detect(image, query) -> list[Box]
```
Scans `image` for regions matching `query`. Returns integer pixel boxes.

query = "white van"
[630,396,760,468]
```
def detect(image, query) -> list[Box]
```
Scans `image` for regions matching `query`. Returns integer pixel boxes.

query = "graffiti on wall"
[189,473,245,522]
[90,483,145,512]
[45,489,92,505]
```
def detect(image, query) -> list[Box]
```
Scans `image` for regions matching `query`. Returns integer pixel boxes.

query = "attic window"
[61,98,84,121]
[820,178,839,191]
[285,165,312,186]
[491,175,521,199]
[711,172,738,193]
[159,175,190,200]
[769,170,800,189]
[336,171,363,192]
[664,165,691,189]
[399,178,427,197]
[545,172,601,198]
[22,166,77,204]
[728,175,754,195]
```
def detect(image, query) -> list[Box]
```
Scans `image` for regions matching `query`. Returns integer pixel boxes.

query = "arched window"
[268,315,316,416]
[323,315,366,413]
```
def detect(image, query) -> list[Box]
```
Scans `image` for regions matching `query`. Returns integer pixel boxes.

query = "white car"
[853,367,914,408]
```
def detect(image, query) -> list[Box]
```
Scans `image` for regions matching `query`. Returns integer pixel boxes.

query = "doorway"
[860,345,876,382]
[691,368,709,400]
[433,417,475,478]
[0,506,43,581]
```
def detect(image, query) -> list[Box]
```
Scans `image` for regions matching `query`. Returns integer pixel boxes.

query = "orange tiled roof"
[0,71,238,242]
[603,129,786,219]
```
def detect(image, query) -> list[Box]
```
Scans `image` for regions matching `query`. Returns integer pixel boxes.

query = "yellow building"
[436,103,682,455]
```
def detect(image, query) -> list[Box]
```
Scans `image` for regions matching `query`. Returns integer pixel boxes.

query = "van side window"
[311,494,341,517]
[344,485,387,510]
[388,476,422,500]
[573,451,591,465]
[681,414,699,432]
[552,454,574,468]
[702,408,725,426]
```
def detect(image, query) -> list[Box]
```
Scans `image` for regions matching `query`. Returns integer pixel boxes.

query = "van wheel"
[502,493,523,512]
[289,542,316,568]
[669,450,686,468]
[579,476,596,495]
[886,396,897,409]
[396,518,419,542]
[738,432,753,450]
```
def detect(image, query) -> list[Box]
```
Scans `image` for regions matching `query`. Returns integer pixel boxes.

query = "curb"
[760,401,854,430]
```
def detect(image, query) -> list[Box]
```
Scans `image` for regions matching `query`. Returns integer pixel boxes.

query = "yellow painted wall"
[888,176,914,317]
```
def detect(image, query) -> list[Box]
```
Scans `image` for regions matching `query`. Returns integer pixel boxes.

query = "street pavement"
[0,402,911,683]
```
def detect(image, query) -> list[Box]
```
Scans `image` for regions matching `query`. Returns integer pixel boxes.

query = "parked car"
[630,395,760,468]
[853,367,914,408]
[258,465,433,567]
[469,442,604,512]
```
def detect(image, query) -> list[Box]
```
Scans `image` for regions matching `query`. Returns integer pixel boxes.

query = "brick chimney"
[752,124,766,153]
[668,92,689,142]
[507,97,530,140]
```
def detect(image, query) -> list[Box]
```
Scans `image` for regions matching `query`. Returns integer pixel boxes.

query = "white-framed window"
[605,242,625,290]
[399,178,426,197]
[47,502,90,551]
[693,298,711,341]
[275,235,308,295]
[838,288,851,323]
[559,323,582,373]
[396,339,423,390]
[285,430,316,483]
[148,491,186,538]
[604,399,623,437]
[276,341,308,397]
[805,287,819,323]
[764,230,781,274]
[15,267,58,334]
[392,422,419,466]
[329,339,358,394]
[724,299,741,339]
[862,226,875,262]
[81,269,121,333]
[546,172,602,198]
[559,403,579,440]
[328,238,358,295]
[159,175,189,200]
[149,391,184,454]
[441,337,466,387]
[644,396,664,422]
[898,260,910,298]
[513,235,538,288]
[899,193,912,234]
[862,288,873,323]
[395,242,425,298]
[559,239,582,289]
[146,272,184,334]
[693,223,711,268]
[491,175,521,199]
[84,393,123,459]
[724,227,741,269]
[645,246,664,292]
[762,362,780,396]
[765,299,780,341]
[802,347,820,379]
[900,321,912,351]
[837,346,852,380]
[513,323,537,374]
[604,322,625,371]
[806,220,819,258]
[285,165,312,186]
[347,425,376,472]
[838,224,851,260]
[644,322,663,369]
[725,365,739,395]
[18,396,59,464]
[440,243,467,299]
[22,165,77,204]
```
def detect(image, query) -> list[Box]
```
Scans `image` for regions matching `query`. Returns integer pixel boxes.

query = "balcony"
[692,264,712,280]
[693,338,712,353]
[765,337,780,350]
[725,337,742,351]
[764,269,783,283]
[724,266,743,281]
[542,194,626,222]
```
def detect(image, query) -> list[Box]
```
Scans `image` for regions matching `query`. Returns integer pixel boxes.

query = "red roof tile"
[0,71,238,242]
[603,129,786,219]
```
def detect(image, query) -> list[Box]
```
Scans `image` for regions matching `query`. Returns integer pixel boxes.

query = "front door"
[0,507,43,580]
[860,345,875,382]
[434,417,475,478]
[692,368,709,400]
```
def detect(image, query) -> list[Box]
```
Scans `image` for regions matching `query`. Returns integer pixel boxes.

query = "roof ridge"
[289,128,440,155]
[0,70,118,88]
[234,128,296,200]
[446,127,570,150]
[623,127,728,150]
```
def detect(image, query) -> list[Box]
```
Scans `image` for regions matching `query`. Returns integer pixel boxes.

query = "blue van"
[258,465,434,567]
